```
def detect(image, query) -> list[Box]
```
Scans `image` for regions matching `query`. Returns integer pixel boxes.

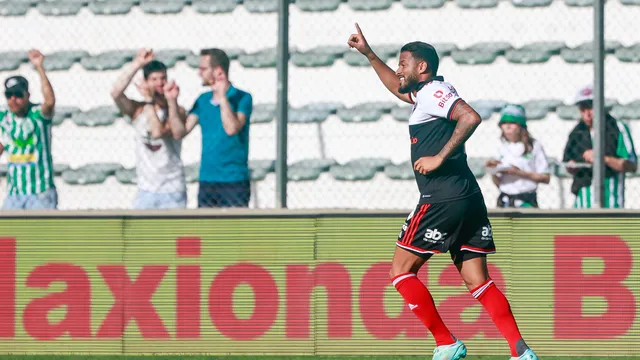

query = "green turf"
[0,357,639,360]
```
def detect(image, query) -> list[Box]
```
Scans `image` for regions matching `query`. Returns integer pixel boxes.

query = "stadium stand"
[0,0,639,210]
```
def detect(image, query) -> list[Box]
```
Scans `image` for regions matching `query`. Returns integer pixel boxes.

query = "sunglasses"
[5,90,24,99]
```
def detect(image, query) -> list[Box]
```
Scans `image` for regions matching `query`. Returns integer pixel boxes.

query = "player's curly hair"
[400,42,439,76]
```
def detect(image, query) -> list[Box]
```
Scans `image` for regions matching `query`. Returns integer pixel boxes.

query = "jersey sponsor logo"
[438,91,455,108]
[424,228,446,243]
[411,137,418,144]
[8,153,36,165]
[481,225,493,240]
[433,90,443,98]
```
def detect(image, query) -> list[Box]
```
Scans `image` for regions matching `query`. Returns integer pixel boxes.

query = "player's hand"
[414,156,443,175]
[135,79,153,99]
[134,48,154,68]
[347,23,373,57]
[28,49,45,69]
[485,159,501,168]
[212,74,230,101]
[163,81,179,100]
[582,149,594,163]
[500,165,523,176]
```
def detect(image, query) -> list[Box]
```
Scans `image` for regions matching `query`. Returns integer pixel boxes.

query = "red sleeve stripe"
[447,98,463,120]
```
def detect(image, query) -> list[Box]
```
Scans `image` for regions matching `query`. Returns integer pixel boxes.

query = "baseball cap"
[574,84,593,105]
[499,104,527,128]
[4,76,29,93]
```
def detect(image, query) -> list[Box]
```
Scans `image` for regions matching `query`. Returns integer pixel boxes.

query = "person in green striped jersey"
[562,85,637,209]
[0,50,57,210]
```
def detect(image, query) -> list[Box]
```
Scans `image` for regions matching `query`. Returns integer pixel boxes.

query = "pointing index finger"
[355,22,363,36]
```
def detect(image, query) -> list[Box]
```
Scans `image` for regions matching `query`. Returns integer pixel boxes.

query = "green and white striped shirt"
[0,105,55,195]
[574,120,637,209]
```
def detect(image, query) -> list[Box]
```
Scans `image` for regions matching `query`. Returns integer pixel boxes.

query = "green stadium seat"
[304,102,345,113]
[611,104,640,120]
[44,50,88,71]
[522,104,548,120]
[451,50,498,65]
[288,167,322,181]
[310,45,348,57]
[186,48,243,66]
[192,0,240,14]
[347,0,393,11]
[621,0,640,4]
[296,0,341,11]
[291,158,337,171]
[470,100,505,112]
[88,1,135,15]
[155,49,191,65]
[250,168,268,181]
[522,99,563,111]
[37,1,83,16]
[614,46,640,62]
[185,53,200,68]
[140,1,185,14]
[560,48,592,63]
[81,50,136,71]
[375,44,402,57]
[392,106,412,122]
[0,163,8,177]
[344,50,379,66]
[252,103,275,123]
[456,0,498,8]
[384,162,414,180]
[53,106,81,125]
[78,162,123,176]
[337,107,383,123]
[0,58,22,71]
[249,159,276,172]
[330,164,377,181]
[467,42,513,55]
[185,163,200,183]
[288,108,330,123]
[115,168,137,184]
[466,157,486,178]
[62,169,109,185]
[71,106,119,127]
[346,157,392,171]
[504,49,552,64]
[432,43,459,57]
[520,41,566,54]
[291,52,337,67]
[556,105,581,120]
[53,163,70,176]
[244,0,278,13]
[1,51,28,63]
[511,0,552,6]
[473,107,495,120]
[401,0,446,9]
[576,40,623,54]
[0,2,31,16]
[354,101,397,113]
[238,48,277,68]
[565,0,593,6]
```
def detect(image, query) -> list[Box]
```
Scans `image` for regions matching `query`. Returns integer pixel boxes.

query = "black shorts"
[198,181,250,208]
[396,192,496,263]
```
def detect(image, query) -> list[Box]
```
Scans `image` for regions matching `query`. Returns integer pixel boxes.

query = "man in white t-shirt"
[110,49,187,209]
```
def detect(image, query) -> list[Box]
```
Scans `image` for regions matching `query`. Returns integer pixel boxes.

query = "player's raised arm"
[347,23,412,104]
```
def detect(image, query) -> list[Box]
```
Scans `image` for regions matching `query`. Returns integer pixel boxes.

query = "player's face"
[198,55,215,86]
[579,104,594,128]
[5,90,29,114]
[500,123,521,142]
[396,52,420,94]
[146,71,167,95]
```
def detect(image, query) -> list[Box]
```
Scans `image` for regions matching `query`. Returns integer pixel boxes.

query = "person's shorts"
[2,188,58,210]
[134,191,187,210]
[396,192,496,264]
[198,180,250,208]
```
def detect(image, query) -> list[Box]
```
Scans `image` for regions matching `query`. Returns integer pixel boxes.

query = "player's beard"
[398,73,419,94]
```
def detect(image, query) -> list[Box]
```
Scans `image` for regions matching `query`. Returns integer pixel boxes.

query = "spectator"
[170,48,253,208]
[486,104,550,208]
[0,50,57,210]
[562,85,637,208]
[111,49,187,210]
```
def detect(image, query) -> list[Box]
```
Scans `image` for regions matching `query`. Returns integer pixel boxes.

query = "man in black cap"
[0,49,57,210]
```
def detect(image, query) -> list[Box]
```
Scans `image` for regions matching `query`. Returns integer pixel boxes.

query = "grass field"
[1,356,639,360]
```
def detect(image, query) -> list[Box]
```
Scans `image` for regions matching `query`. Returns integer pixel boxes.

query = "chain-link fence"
[0,0,637,211]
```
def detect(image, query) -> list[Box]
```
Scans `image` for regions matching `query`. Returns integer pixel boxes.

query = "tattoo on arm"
[437,102,481,161]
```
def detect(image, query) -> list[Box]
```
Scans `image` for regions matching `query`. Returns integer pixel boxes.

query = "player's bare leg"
[390,247,467,359]
[456,256,538,360]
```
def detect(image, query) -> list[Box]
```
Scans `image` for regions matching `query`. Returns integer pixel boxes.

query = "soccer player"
[347,24,539,360]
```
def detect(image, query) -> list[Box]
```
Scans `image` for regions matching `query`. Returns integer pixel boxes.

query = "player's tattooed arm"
[437,100,482,161]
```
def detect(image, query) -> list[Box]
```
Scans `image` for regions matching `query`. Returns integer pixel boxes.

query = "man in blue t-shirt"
[169,48,253,207]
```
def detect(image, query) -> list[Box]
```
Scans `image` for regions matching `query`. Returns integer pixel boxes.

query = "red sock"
[472,279,525,357]
[392,272,455,346]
